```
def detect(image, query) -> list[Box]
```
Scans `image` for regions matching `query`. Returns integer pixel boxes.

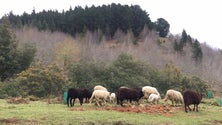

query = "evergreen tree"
[180,29,188,45]
[192,39,203,62]
[0,24,36,81]
[155,18,170,37]
[174,30,189,52]
[0,24,18,81]
[16,43,36,72]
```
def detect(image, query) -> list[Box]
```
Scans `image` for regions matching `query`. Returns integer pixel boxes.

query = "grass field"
[0,99,222,125]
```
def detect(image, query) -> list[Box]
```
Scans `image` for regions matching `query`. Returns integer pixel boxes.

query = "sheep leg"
[89,96,94,104]
[67,97,70,107]
[196,104,199,112]
[69,98,73,107]
[100,98,105,106]
[156,99,159,104]
[175,100,178,106]
[84,98,87,103]
[193,104,198,112]
[137,100,140,105]
[120,100,123,106]
[185,104,188,112]
[188,105,192,111]
[72,98,75,107]
[79,98,83,106]
[117,97,119,105]
[71,98,74,107]
[95,97,100,107]
[96,100,101,107]
[69,98,71,107]
[103,99,106,106]
[171,100,174,106]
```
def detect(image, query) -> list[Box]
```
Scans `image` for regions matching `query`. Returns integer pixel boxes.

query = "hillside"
[15,26,222,95]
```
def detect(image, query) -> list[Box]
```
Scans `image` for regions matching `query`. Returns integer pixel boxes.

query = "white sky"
[0,0,221,49]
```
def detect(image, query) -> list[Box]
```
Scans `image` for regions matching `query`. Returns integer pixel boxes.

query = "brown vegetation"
[7,97,29,104]
[70,104,182,117]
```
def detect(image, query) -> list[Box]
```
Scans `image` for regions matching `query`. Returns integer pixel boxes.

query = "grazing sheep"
[142,86,161,101]
[82,89,92,103]
[183,90,202,112]
[89,90,110,107]
[94,85,108,91]
[148,93,161,104]
[109,93,116,103]
[164,89,183,106]
[67,88,84,107]
[116,87,144,106]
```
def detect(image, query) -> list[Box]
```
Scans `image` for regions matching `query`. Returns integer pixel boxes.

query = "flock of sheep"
[67,85,202,113]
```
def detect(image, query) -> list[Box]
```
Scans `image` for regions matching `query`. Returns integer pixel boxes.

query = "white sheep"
[94,85,108,91]
[142,86,161,101]
[89,90,110,107]
[164,89,183,106]
[109,93,116,103]
[148,93,161,104]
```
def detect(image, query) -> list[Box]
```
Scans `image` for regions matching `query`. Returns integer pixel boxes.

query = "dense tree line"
[3,3,170,38]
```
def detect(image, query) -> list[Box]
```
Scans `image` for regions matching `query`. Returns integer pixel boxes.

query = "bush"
[15,62,68,98]
[0,80,23,98]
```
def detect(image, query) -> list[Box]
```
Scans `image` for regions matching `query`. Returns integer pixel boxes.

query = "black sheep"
[82,89,92,103]
[67,88,85,107]
[116,87,144,106]
[183,90,202,112]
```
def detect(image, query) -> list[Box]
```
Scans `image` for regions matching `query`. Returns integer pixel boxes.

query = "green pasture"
[0,99,221,125]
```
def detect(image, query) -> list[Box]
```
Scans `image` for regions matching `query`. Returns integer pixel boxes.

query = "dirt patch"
[0,118,38,124]
[0,118,20,124]
[207,120,222,125]
[70,104,183,116]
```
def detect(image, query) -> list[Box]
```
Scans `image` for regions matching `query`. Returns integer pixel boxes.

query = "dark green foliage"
[0,80,22,98]
[0,24,18,81]
[105,53,153,91]
[68,60,107,89]
[0,63,68,98]
[192,39,203,62]
[5,4,154,39]
[174,30,194,53]
[155,18,170,37]
[157,63,183,94]
[67,53,156,92]
[14,62,68,97]
[67,53,208,94]
[181,29,188,45]
[16,43,36,72]
[0,24,36,81]
[8,11,22,28]
[173,30,203,64]
[181,76,208,95]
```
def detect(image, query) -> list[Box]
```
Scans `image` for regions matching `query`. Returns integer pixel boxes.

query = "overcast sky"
[0,0,221,49]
